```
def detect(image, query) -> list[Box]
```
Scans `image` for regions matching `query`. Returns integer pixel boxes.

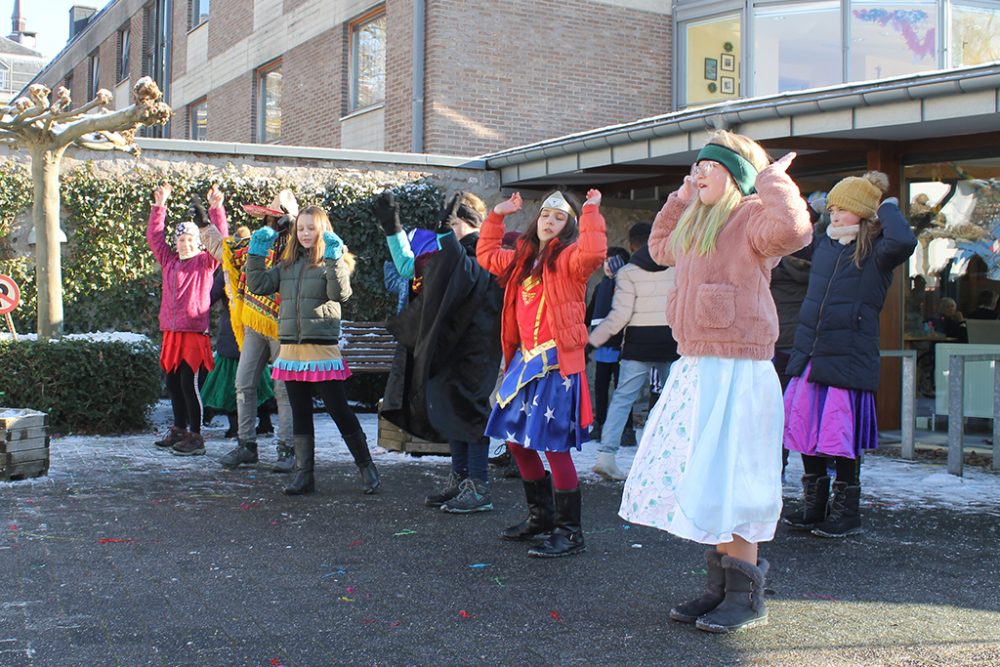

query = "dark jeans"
[450,439,490,482]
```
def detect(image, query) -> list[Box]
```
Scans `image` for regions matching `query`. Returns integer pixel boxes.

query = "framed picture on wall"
[704,58,718,81]
[721,53,735,72]
[721,76,735,94]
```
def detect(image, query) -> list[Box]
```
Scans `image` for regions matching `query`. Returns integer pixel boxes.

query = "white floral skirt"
[619,356,784,545]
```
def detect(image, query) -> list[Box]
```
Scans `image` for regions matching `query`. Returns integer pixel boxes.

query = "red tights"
[507,442,578,491]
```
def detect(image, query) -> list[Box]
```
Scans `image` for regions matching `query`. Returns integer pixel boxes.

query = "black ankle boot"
[283,435,315,495]
[343,430,380,494]
[781,474,830,530]
[501,473,554,541]
[670,550,726,623]
[811,482,862,537]
[528,487,585,558]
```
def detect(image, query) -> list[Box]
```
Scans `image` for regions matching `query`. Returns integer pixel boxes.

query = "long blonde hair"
[281,205,356,273]
[670,130,770,256]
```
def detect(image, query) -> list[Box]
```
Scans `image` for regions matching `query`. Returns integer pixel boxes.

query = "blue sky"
[2,0,113,63]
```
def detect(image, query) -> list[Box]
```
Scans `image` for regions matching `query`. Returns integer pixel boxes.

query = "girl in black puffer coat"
[246,205,379,497]
[782,171,916,538]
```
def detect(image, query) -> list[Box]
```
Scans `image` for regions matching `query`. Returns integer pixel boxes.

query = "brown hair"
[851,171,889,268]
[279,205,357,274]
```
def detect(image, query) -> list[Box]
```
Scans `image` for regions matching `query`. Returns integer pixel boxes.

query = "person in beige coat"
[588,222,678,480]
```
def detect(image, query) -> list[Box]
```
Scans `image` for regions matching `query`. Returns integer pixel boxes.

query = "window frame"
[255,58,283,144]
[117,25,131,83]
[190,0,210,30]
[0,62,9,93]
[348,5,387,113]
[189,97,208,141]
[88,52,101,100]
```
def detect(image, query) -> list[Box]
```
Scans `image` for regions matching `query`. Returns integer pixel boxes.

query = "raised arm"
[566,189,607,282]
[244,227,281,296]
[477,192,521,276]
[745,152,812,258]
[145,183,173,266]
[323,231,352,303]
[874,199,918,271]
[648,175,695,267]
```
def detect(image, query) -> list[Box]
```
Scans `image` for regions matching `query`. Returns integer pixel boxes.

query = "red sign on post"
[0,274,21,315]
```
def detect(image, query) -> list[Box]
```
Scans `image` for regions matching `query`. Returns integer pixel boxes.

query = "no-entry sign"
[0,274,21,315]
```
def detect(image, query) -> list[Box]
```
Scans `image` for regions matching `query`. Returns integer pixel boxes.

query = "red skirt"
[160,331,214,373]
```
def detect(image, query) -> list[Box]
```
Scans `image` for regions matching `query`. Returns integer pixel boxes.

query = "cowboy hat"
[242,189,299,219]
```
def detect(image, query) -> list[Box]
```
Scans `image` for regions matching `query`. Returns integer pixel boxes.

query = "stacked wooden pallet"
[376,401,449,455]
[0,408,49,481]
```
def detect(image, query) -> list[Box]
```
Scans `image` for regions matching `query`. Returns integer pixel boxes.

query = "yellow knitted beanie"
[826,174,885,219]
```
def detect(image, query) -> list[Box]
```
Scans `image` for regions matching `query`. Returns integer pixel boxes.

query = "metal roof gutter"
[482,64,1000,169]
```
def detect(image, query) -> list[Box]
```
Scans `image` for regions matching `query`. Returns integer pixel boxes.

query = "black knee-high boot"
[283,435,315,495]
[500,472,554,541]
[527,487,585,558]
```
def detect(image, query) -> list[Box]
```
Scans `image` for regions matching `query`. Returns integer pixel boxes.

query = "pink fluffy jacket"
[648,164,812,361]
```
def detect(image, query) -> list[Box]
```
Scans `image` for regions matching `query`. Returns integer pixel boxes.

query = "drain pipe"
[411,0,425,153]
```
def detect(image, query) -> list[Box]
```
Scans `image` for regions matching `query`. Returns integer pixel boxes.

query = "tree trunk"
[31,147,65,340]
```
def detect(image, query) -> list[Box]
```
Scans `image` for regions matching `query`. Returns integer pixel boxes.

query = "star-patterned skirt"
[485,345,592,453]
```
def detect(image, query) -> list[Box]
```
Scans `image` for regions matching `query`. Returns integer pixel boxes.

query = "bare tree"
[0,77,171,339]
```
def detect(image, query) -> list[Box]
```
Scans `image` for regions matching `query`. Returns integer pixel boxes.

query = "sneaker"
[155,426,187,449]
[440,478,493,513]
[218,441,258,468]
[425,472,464,508]
[172,432,206,456]
[271,442,294,474]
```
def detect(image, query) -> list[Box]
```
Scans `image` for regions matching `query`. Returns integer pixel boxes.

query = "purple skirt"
[782,362,878,459]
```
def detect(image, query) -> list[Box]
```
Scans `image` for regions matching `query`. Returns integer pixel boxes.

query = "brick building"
[28,0,672,155]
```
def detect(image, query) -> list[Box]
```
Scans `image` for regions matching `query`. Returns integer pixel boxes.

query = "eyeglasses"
[692,160,723,177]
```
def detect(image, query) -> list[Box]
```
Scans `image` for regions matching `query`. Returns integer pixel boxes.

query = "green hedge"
[0,160,442,334]
[0,336,161,434]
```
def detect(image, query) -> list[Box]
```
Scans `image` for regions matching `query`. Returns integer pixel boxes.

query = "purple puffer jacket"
[146,205,228,333]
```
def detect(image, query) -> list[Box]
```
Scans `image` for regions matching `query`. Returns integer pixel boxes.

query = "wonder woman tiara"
[540,191,577,218]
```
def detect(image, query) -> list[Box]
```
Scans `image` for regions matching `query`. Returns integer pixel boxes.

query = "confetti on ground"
[468,563,490,569]
[239,501,254,511]
[338,596,355,603]
[362,618,377,625]
[389,620,402,628]
[550,610,562,621]
[345,586,355,594]
[349,539,364,547]
[493,577,504,587]
[693,568,708,576]
[98,538,140,544]
[458,610,472,619]
[393,529,417,536]
[622,524,631,530]
[270,659,285,667]
[630,543,642,548]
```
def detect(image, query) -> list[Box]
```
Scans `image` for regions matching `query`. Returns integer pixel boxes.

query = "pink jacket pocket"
[695,283,736,329]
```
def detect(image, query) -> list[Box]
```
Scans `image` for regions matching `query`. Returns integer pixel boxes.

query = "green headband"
[696,143,758,196]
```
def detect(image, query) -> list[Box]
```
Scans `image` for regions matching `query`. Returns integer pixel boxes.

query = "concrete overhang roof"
[482,63,1000,191]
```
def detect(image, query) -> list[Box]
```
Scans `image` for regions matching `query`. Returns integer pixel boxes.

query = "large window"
[849,1,938,81]
[0,63,8,93]
[754,1,841,95]
[257,61,282,143]
[118,26,130,82]
[684,13,741,107]
[350,8,386,111]
[191,0,210,28]
[951,1,1000,67]
[189,98,207,140]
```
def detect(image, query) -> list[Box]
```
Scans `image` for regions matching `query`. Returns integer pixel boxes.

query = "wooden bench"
[340,321,396,373]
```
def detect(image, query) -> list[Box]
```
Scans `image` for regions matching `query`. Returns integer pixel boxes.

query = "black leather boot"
[343,430,380,494]
[780,474,830,530]
[670,549,726,623]
[811,482,862,537]
[283,435,315,495]
[500,473,554,541]
[527,487,585,558]
[695,557,769,633]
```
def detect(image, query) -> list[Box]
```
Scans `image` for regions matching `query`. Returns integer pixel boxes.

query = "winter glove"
[249,226,279,257]
[323,231,344,261]
[273,214,294,234]
[187,195,211,228]
[437,192,465,233]
[374,190,402,237]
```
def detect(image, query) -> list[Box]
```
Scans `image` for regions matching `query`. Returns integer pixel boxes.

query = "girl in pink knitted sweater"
[620,130,811,633]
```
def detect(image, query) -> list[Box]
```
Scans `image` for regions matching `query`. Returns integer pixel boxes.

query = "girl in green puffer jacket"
[246,205,379,497]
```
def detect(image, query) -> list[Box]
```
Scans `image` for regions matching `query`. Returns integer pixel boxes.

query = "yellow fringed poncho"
[222,237,280,349]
